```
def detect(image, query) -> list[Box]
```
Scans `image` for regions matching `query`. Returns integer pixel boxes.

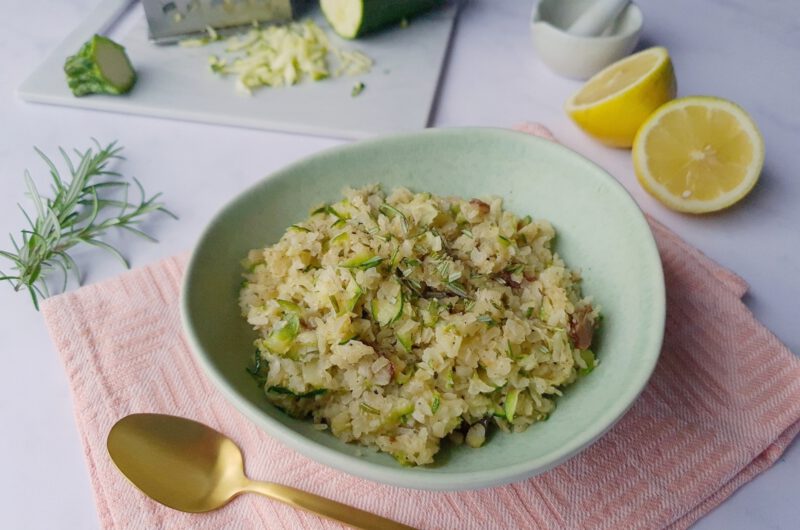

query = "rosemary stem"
[0,141,174,309]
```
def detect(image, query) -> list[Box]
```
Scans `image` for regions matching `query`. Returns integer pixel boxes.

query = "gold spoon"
[107,413,414,530]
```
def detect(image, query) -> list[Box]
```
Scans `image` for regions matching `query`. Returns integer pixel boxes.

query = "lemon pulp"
[633,96,763,213]
[572,51,661,106]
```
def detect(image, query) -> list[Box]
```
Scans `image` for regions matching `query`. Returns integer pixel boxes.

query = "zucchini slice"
[371,279,404,326]
[504,388,520,422]
[277,299,301,313]
[263,313,300,355]
[341,253,383,270]
[396,332,413,352]
[580,349,596,375]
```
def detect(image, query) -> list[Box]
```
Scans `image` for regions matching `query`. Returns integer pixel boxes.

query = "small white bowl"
[531,0,643,80]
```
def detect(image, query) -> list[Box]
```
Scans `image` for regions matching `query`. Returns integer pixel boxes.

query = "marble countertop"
[1,0,798,528]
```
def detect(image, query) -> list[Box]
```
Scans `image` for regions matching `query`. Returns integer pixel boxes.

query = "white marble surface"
[0,1,798,528]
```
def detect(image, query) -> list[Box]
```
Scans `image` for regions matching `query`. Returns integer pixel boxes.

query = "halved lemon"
[565,47,677,147]
[632,96,764,213]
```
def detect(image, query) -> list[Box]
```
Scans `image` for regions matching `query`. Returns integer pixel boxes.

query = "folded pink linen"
[42,126,800,530]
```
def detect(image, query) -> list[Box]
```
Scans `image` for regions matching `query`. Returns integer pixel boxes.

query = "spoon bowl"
[107,413,414,529]
[108,413,244,512]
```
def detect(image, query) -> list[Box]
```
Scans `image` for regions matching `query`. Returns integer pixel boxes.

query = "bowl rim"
[180,126,665,491]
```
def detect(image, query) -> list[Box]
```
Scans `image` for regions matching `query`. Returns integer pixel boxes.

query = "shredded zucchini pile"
[182,21,372,94]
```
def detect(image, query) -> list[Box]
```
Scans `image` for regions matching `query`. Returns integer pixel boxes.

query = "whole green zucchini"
[320,0,443,39]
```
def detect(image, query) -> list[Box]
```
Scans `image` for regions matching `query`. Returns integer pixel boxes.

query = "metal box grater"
[142,0,307,44]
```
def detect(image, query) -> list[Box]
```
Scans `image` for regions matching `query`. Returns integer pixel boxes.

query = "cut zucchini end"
[92,37,135,92]
[321,0,364,39]
[65,34,136,96]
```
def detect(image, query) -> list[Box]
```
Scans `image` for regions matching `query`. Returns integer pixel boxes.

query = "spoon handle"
[244,481,416,530]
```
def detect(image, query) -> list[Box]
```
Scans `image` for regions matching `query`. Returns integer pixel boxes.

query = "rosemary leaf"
[477,314,497,327]
[444,281,469,298]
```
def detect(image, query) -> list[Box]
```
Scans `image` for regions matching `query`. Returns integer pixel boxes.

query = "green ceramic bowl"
[181,127,665,490]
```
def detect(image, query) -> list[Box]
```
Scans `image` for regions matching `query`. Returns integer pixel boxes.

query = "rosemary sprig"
[0,140,175,309]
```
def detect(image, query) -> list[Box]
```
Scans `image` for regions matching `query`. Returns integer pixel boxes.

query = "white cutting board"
[19,0,458,139]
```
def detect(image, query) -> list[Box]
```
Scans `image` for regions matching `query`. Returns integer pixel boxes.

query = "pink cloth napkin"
[42,126,800,530]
